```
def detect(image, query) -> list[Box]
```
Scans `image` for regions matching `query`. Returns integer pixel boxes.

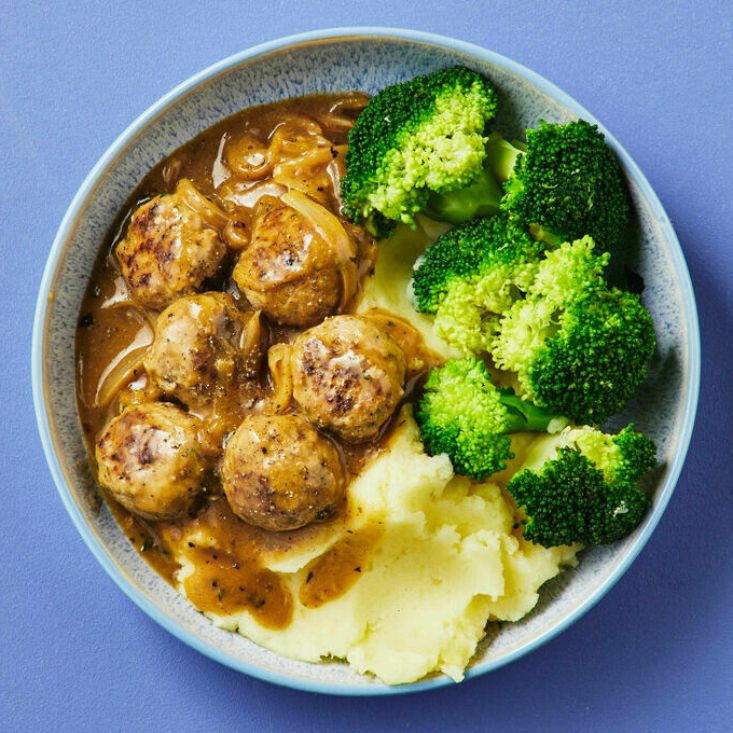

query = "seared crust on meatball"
[117,187,226,310]
[95,403,206,520]
[290,316,406,443]
[222,415,345,532]
[144,292,263,407]
[232,197,341,326]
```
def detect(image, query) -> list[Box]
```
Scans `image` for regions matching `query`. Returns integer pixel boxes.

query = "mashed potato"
[172,412,578,684]
[357,218,460,357]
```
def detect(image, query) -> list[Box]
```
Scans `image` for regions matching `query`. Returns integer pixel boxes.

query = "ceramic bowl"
[32,28,700,695]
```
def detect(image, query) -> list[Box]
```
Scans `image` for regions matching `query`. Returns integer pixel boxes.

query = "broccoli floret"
[341,66,498,237]
[429,121,629,254]
[507,425,656,547]
[528,289,655,423]
[521,235,608,306]
[412,215,545,313]
[492,240,656,423]
[415,358,566,480]
[411,215,547,354]
[487,237,609,367]
[414,232,655,423]
[423,132,524,225]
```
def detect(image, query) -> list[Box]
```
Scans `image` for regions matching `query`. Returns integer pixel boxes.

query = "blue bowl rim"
[31,26,701,697]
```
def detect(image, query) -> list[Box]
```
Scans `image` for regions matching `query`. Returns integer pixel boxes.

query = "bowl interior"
[35,31,698,694]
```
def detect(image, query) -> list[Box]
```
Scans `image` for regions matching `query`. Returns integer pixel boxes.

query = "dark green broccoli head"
[341,66,498,237]
[502,120,629,253]
[415,358,564,480]
[510,448,650,546]
[527,287,656,424]
[412,215,545,315]
[507,425,655,547]
[609,424,658,485]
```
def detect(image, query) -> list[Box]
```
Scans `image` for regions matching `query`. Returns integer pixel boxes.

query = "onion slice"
[267,343,293,413]
[176,178,231,228]
[222,219,250,250]
[224,133,272,180]
[281,190,358,310]
[317,93,369,131]
[95,341,150,408]
[240,310,262,353]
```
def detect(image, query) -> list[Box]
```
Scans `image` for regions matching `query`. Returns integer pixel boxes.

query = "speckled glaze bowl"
[32,28,700,695]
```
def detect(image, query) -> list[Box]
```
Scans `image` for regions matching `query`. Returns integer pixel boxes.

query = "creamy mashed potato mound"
[173,412,578,684]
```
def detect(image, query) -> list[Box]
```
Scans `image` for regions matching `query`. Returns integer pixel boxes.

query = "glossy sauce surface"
[76,93,441,626]
[299,525,383,609]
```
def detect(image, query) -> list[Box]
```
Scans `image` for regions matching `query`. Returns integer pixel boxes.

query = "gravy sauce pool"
[76,93,442,626]
[299,525,384,609]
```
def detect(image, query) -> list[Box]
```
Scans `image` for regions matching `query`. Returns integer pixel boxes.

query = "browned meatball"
[116,183,226,310]
[232,197,342,326]
[222,415,345,532]
[95,403,206,520]
[290,316,406,443]
[144,292,263,407]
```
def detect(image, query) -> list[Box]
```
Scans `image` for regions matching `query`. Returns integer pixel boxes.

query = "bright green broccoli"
[492,238,656,424]
[341,66,498,237]
[414,358,567,480]
[506,424,656,547]
[429,121,630,254]
[412,215,544,314]
[487,120,629,251]
[423,166,503,225]
[424,132,522,224]
[411,215,547,354]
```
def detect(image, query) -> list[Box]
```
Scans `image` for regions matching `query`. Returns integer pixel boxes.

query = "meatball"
[232,197,342,326]
[144,292,263,407]
[116,185,226,310]
[95,403,206,520]
[290,316,406,443]
[222,415,345,532]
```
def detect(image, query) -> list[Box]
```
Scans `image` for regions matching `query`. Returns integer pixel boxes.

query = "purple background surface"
[2,2,732,731]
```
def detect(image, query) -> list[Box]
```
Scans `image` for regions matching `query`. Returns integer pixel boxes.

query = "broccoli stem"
[527,223,565,247]
[499,389,566,432]
[425,167,503,224]
[422,133,525,226]
[485,134,524,182]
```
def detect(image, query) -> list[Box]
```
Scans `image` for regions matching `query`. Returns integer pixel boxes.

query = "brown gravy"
[299,525,383,609]
[76,93,441,627]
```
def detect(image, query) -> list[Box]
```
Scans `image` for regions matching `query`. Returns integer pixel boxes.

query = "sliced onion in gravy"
[267,343,293,413]
[95,335,151,408]
[176,178,231,228]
